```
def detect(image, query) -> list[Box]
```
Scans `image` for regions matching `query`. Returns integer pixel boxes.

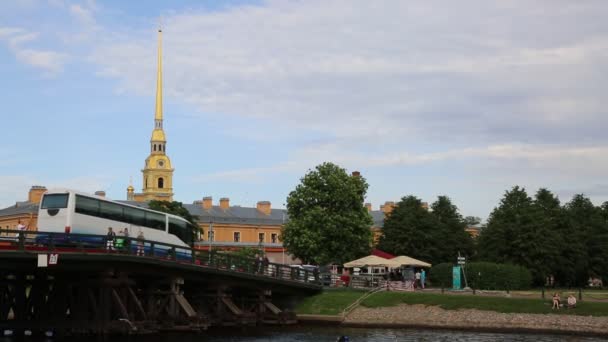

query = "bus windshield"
[41,194,69,209]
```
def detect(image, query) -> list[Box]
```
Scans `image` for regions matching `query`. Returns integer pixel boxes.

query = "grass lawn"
[295,288,368,315]
[361,291,608,317]
[511,289,608,301]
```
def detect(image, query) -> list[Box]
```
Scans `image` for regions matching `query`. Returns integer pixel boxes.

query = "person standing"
[415,270,421,289]
[15,220,27,237]
[123,227,130,253]
[421,269,426,289]
[106,227,116,251]
[136,230,145,256]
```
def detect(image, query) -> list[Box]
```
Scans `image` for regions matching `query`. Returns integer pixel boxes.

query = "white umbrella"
[343,255,392,268]
[386,255,431,268]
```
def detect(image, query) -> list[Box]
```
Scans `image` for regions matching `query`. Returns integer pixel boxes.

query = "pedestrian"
[257,254,264,274]
[123,227,130,253]
[254,253,260,273]
[415,270,421,289]
[136,230,145,256]
[116,229,124,250]
[106,227,116,251]
[262,255,269,275]
[421,269,426,289]
[15,220,27,238]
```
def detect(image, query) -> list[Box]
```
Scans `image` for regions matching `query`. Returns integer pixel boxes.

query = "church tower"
[134,28,174,202]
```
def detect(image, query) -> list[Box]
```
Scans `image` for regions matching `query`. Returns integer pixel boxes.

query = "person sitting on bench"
[567,294,577,309]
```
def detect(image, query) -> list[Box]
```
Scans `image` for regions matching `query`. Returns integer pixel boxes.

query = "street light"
[208,221,214,264]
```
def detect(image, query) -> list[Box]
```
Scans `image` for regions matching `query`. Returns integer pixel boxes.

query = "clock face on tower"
[157,160,165,168]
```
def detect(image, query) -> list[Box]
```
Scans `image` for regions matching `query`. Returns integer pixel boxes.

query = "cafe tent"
[343,255,392,268]
[386,255,431,268]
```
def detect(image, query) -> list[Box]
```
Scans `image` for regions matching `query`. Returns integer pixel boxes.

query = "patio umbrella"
[343,255,392,268]
[386,255,431,268]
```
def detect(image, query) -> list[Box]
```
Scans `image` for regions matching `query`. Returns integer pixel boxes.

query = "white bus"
[37,189,193,249]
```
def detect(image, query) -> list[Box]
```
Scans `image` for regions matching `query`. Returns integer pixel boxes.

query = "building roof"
[0,199,388,228]
[0,201,38,217]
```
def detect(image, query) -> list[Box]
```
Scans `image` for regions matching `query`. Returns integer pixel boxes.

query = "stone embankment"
[343,304,608,336]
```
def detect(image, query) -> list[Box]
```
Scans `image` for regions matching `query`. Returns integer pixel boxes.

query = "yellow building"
[129,28,174,202]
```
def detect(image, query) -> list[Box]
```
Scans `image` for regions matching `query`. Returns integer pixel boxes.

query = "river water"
[7,326,603,342]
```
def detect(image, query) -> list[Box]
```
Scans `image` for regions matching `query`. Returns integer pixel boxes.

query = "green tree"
[281,163,373,265]
[148,200,199,245]
[377,195,442,264]
[478,186,537,268]
[529,188,566,285]
[563,194,608,286]
[430,196,475,261]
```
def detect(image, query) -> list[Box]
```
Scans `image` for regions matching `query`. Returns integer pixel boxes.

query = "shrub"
[429,262,532,290]
[465,262,532,290]
[429,262,453,288]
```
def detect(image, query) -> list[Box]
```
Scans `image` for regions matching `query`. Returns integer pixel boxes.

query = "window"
[158,177,164,188]
[75,195,99,216]
[146,211,166,230]
[169,217,192,245]
[207,230,214,242]
[41,194,69,209]
[233,232,240,242]
[271,233,278,244]
[99,201,124,221]
[258,233,265,243]
[154,144,157,151]
[124,206,146,226]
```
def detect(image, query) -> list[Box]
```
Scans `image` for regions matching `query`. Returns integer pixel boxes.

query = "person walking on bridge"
[136,230,145,256]
[106,227,116,251]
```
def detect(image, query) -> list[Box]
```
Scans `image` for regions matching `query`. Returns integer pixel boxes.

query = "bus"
[37,189,194,251]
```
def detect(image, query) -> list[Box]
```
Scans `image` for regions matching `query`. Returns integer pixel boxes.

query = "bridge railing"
[0,230,319,286]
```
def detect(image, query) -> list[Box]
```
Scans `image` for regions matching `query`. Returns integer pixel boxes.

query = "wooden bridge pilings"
[0,230,320,336]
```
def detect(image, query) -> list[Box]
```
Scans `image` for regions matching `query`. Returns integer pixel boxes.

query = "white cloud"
[0,26,67,74]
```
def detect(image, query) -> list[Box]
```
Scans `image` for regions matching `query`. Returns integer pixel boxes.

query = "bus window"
[169,217,192,245]
[124,206,146,226]
[75,195,99,216]
[99,201,124,221]
[146,211,166,231]
[41,194,69,209]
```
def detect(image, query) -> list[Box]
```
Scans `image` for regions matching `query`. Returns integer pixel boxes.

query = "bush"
[429,262,532,290]
[429,262,453,288]
[465,262,532,290]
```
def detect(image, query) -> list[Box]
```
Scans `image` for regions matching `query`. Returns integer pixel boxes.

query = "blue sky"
[2,0,608,221]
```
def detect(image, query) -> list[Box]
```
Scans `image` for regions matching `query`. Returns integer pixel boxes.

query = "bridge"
[0,230,321,336]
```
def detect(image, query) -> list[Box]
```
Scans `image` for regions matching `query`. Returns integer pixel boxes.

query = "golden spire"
[154,27,163,121]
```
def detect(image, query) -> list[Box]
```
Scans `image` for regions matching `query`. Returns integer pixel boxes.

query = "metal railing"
[0,230,320,286]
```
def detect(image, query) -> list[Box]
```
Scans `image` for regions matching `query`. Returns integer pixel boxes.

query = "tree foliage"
[478,187,608,286]
[377,195,474,265]
[281,162,373,265]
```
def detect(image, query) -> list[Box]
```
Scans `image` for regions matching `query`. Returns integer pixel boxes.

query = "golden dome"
[127,185,135,192]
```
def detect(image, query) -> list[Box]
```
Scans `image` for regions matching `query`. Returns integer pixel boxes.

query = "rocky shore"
[342,304,608,336]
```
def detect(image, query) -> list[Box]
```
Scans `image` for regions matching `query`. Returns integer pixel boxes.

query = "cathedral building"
[129,28,174,202]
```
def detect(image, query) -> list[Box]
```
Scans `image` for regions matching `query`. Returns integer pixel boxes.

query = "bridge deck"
[0,230,322,293]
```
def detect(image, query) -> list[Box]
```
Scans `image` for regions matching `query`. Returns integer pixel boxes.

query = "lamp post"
[208,221,213,264]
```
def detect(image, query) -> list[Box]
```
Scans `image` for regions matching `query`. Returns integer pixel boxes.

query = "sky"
[1,0,608,221]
